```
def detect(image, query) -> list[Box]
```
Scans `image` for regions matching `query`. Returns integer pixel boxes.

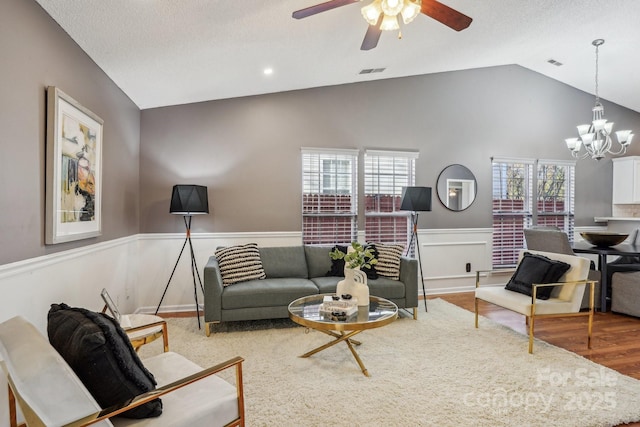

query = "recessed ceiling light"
[263,68,274,75]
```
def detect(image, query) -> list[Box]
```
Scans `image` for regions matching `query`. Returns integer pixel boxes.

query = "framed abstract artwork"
[45,86,103,244]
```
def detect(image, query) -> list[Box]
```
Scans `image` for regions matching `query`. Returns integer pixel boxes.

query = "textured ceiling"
[35,0,640,111]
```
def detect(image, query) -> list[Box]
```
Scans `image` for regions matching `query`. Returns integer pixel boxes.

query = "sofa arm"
[399,256,419,308]
[203,256,224,324]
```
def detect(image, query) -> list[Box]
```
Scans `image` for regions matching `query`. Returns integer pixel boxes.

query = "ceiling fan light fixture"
[361,0,382,25]
[401,0,422,24]
[380,13,400,30]
[381,0,404,16]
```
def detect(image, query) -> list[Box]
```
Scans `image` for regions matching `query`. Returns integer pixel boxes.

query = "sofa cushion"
[367,277,406,300]
[304,245,333,278]
[259,246,308,279]
[47,303,162,419]
[505,252,571,300]
[373,243,404,280]
[222,278,319,309]
[311,276,342,294]
[215,243,266,286]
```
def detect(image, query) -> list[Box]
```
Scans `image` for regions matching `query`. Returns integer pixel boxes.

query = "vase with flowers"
[330,242,378,306]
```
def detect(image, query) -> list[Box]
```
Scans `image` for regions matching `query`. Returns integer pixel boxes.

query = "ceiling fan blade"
[292,0,359,19]
[361,16,382,51]
[421,0,472,31]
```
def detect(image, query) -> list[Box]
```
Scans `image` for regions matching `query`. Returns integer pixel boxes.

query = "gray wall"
[4,0,640,267]
[0,0,141,265]
[140,65,640,234]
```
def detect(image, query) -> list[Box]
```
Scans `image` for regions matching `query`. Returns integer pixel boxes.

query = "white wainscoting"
[0,227,605,323]
[419,228,494,295]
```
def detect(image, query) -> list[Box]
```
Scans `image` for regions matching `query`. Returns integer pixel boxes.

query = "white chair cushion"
[112,352,239,427]
[475,286,579,316]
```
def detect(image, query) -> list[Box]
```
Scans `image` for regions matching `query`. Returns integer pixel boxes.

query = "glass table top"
[288,294,398,331]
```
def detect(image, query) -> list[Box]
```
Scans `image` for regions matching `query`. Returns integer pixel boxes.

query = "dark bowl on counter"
[580,232,629,247]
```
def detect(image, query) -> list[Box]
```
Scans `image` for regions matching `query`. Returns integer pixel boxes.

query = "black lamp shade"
[170,185,209,215]
[400,187,432,212]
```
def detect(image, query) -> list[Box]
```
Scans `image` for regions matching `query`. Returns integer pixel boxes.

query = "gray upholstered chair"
[612,271,640,317]
[524,227,602,310]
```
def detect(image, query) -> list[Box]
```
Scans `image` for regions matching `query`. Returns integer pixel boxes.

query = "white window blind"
[492,158,534,267]
[536,159,575,236]
[302,148,358,245]
[364,150,417,246]
[492,157,575,268]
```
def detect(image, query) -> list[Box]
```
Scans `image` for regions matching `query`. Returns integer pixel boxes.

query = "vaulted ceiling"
[36,0,640,111]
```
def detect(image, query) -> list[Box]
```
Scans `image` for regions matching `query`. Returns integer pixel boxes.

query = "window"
[364,150,417,247]
[491,158,575,267]
[302,148,358,245]
[536,160,575,233]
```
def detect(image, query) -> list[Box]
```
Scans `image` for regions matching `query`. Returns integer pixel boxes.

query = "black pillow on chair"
[505,252,571,300]
[47,303,162,419]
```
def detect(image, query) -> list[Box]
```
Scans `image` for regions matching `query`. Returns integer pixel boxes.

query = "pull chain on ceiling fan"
[292,0,472,50]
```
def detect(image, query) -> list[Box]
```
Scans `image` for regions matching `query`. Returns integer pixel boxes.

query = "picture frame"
[45,86,103,244]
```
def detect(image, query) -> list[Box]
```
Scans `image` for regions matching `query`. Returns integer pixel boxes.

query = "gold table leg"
[299,330,370,376]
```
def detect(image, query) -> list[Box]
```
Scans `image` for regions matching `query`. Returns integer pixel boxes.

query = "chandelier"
[361,0,422,32]
[565,39,634,160]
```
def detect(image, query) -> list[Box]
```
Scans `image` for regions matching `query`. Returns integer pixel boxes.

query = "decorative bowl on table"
[580,231,629,247]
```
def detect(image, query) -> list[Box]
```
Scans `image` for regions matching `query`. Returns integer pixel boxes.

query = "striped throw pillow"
[373,243,405,280]
[215,243,266,286]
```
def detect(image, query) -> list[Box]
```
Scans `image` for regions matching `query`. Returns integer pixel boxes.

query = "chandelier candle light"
[361,0,422,33]
[565,39,634,160]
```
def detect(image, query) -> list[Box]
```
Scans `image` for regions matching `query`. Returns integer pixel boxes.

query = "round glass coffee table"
[288,294,398,377]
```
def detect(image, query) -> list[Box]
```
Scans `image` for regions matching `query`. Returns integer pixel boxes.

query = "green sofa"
[203,245,419,336]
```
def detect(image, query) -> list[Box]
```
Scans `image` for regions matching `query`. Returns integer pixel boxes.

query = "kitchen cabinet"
[613,156,640,204]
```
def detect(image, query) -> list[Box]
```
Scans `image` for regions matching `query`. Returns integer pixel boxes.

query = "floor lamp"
[155,185,209,329]
[400,186,432,312]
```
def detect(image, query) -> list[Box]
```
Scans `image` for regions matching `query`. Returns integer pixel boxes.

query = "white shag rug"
[139,299,640,427]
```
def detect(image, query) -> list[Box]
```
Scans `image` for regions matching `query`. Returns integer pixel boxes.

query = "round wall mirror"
[436,164,477,211]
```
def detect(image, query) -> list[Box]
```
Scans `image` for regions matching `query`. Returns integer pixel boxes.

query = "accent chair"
[0,315,245,427]
[475,249,595,354]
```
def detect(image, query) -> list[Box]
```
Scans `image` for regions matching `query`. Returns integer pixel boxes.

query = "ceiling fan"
[292,0,472,51]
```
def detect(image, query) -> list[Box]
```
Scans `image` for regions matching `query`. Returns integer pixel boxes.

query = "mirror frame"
[436,164,477,212]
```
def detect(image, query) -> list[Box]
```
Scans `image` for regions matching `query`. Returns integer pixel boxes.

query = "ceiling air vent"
[359,67,386,75]
[547,59,563,67]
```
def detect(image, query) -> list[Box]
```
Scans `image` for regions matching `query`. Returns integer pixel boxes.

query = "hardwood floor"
[429,292,640,427]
